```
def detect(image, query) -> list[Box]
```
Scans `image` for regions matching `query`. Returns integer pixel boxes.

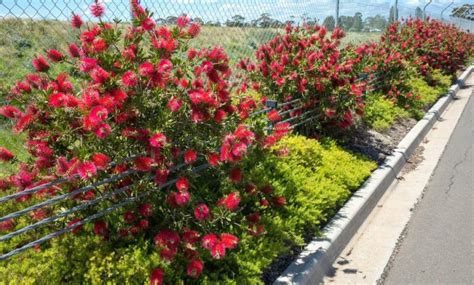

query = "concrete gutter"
[274,65,474,285]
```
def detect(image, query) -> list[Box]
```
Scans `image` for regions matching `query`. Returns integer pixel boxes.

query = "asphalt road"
[383,88,473,284]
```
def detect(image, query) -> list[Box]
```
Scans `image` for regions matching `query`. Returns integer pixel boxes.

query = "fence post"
[441,2,454,21]
[335,0,340,27]
[423,0,432,20]
[265,100,278,131]
[394,0,398,21]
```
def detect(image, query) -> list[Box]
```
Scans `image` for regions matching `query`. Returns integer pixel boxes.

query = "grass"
[0,126,28,177]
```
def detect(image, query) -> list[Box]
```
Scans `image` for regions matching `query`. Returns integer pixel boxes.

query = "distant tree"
[193,17,204,25]
[415,7,423,19]
[252,13,276,28]
[389,6,396,23]
[226,14,246,27]
[323,15,336,31]
[350,12,363,32]
[338,15,354,31]
[306,17,318,26]
[364,14,388,31]
[166,15,178,25]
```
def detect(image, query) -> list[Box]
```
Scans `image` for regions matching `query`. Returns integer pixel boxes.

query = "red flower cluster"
[241,24,369,133]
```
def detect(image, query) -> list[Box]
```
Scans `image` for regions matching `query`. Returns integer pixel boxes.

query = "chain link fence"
[0,0,469,89]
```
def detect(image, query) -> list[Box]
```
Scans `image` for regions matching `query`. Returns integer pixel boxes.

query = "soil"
[261,117,419,284]
[345,117,418,164]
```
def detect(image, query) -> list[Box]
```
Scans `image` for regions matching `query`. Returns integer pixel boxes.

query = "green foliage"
[406,71,451,119]
[364,93,409,131]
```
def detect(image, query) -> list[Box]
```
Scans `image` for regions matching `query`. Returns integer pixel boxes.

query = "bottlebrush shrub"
[0,135,376,284]
[0,1,290,282]
[381,18,473,77]
[238,24,371,133]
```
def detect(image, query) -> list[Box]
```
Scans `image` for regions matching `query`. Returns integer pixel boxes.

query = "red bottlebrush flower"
[273,122,290,139]
[139,203,153,217]
[273,196,287,207]
[142,17,156,31]
[94,123,111,139]
[210,242,226,259]
[56,157,77,176]
[130,226,141,236]
[187,259,204,278]
[183,229,200,244]
[201,233,218,250]
[187,23,201,38]
[246,212,261,224]
[160,247,178,261]
[67,218,82,234]
[214,109,227,123]
[267,109,281,122]
[324,108,336,119]
[207,152,219,166]
[0,147,14,162]
[245,183,257,195]
[13,113,34,133]
[68,43,81,58]
[217,192,240,211]
[176,15,190,28]
[231,142,248,157]
[46,49,64,62]
[31,209,48,220]
[167,97,182,112]
[32,55,50,72]
[134,156,153,172]
[194,203,210,220]
[220,233,239,249]
[92,38,108,53]
[71,13,83,28]
[154,169,170,186]
[149,133,167,148]
[229,168,242,184]
[80,57,98,72]
[154,229,180,248]
[77,161,97,179]
[122,71,138,87]
[139,219,149,229]
[93,220,108,237]
[0,219,13,232]
[184,149,197,164]
[90,2,105,18]
[157,59,173,73]
[176,177,189,191]
[260,198,269,207]
[90,67,110,84]
[0,105,21,119]
[173,190,190,207]
[150,268,164,285]
[123,211,137,223]
[92,153,110,170]
[139,62,154,77]
[48,92,68,107]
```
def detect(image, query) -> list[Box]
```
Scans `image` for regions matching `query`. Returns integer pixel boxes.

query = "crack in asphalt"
[445,144,472,195]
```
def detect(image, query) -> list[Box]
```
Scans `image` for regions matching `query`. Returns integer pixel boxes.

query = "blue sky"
[0,0,470,23]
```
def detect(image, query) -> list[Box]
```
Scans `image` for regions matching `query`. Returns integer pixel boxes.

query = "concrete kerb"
[274,65,474,285]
